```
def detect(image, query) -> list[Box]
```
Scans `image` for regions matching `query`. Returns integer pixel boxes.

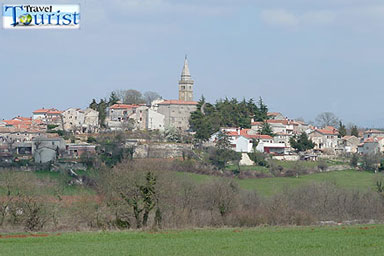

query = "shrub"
[317,160,328,171]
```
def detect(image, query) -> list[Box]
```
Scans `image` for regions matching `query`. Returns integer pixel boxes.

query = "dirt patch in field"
[0,233,61,239]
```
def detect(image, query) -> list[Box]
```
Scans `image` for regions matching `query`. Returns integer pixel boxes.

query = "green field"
[180,170,380,196]
[1,225,384,256]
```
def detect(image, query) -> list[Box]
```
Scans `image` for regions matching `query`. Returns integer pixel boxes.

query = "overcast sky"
[1,0,384,127]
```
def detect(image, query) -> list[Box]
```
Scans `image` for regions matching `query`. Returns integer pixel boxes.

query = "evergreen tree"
[97,99,108,127]
[260,121,274,136]
[216,131,231,149]
[351,125,359,137]
[189,96,270,141]
[89,99,98,110]
[289,133,315,152]
[338,121,347,138]
[108,92,119,106]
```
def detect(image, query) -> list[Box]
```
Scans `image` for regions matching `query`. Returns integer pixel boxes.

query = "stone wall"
[133,143,193,159]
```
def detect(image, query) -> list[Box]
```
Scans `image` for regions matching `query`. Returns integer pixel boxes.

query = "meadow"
[1,225,383,256]
[180,170,380,196]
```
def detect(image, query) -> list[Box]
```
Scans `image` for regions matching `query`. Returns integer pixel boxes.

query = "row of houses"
[0,133,96,164]
[209,115,377,156]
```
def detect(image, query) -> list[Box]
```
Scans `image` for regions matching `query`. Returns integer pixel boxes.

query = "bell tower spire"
[179,55,194,101]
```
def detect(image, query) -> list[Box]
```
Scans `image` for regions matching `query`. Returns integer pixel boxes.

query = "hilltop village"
[0,58,380,167]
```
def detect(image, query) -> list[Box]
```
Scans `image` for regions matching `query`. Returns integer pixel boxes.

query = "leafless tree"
[114,89,145,105]
[315,112,339,128]
[143,91,161,105]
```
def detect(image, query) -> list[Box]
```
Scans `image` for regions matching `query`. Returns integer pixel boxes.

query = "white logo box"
[3,4,80,29]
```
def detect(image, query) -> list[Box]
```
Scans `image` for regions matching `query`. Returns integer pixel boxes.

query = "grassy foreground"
[1,225,384,256]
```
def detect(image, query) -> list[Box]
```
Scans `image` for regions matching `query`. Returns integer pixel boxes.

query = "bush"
[350,154,359,168]
[361,153,381,171]
[317,160,328,171]
[248,152,269,167]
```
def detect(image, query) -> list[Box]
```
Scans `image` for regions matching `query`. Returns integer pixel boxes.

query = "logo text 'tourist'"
[2,4,80,29]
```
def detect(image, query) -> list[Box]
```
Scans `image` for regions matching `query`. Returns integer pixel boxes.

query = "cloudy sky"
[1,0,384,127]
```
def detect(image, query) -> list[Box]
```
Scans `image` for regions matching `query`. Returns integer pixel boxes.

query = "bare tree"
[315,112,339,128]
[143,91,161,105]
[114,89,145,105]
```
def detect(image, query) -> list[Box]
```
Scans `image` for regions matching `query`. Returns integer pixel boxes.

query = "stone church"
[157,56,198,131]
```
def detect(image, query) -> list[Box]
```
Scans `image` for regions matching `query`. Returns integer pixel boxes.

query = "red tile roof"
[252,120,295,126]
[225,129,272,140]
[315,129,338,135]
[109,104,139,109]
[364,137,384,143]
[33,108,62,114]
[158,100,198,105]
[267,112,281,116]
[364,129,384,134]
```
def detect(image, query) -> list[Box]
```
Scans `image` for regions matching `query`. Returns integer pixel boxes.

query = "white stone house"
[338,136,361,153]
[236,134,274,153]
[308,128,339,150]
[147,109,165,131]
[83,108,99,133]
[107,103,139,130]
[32,136,66,163]
[358,137,384,155]
[32,108,63,126]
[62,108,85,132]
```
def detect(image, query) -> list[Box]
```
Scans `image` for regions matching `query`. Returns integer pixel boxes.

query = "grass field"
[1,225,384,256]
[180,170,380,196]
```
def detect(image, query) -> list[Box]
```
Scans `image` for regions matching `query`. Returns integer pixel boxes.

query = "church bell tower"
[178,56,194,101]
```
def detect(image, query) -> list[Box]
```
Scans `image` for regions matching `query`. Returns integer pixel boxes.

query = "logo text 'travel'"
[3,4,80,29]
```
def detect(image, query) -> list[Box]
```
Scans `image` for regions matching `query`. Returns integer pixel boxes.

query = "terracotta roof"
[364,129,384,134]
[252,120,295,126]
[267,112,281,116]
[158,100,198,105]
[33,108,62,114]
[14,117,32,121]
[315,129,338,135]
[364,137,384,143]
[225,129,272,140]
[342,136,357,140]
[109,104,139,109]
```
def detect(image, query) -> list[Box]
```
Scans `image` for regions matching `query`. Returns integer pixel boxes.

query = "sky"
[1,0,384,127]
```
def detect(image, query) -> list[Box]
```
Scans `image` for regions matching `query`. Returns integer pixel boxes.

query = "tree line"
[189,97,270,141]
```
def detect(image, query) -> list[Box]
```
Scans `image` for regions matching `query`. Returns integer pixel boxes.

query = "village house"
[338,136,361,153]
[62,108,85,132]
[64,143,97,159]
[106,103,139,130]
[358,137,384,155]
[32,136,66,163]
[62,108,99,133]
[251,119,297,135]
[308,127,339,151]
[83,108,100,133]
[32,108,63,127]
[129,106,165,131]
[210,128,279,154]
